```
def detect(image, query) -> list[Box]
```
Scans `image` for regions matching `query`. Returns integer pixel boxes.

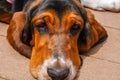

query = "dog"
[7,0,108,80]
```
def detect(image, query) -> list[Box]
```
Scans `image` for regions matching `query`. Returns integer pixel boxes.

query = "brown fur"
[7,0,107,79]
[7,12,31,58]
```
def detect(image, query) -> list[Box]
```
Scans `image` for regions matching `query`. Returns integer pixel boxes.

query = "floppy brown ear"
[86,9,108,45]
[7,12,31,58]
[78,9,108,53]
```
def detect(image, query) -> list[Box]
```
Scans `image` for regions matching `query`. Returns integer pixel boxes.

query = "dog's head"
[9,0,93,80]
[27,0,92,80]
[24,0,91,80]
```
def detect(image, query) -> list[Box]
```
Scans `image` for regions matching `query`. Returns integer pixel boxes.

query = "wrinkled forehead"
[24,0,87,22]
[37,0,80,16]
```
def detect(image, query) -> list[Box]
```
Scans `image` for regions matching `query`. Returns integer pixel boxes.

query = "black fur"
[12,0,28,13]
[25,0,88,22]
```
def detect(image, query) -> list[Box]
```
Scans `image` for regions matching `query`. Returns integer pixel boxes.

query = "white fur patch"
[81,0,120,11]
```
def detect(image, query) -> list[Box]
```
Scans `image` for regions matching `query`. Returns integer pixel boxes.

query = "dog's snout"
[47,68,69,80]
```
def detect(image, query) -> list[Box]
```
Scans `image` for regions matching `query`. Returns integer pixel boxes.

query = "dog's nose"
[47,68,69,80]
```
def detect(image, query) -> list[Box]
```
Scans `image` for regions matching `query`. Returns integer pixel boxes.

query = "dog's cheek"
[30,46,51,78]
[30,29,51,79]
[64,36,81,77]
[30,47,41,79]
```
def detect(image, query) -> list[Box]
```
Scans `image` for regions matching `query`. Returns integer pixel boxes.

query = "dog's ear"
[7,12,31,58]
[85,9,108,43]
[77,11,93,53]
[73,0,93,52]
[78,8,108,53]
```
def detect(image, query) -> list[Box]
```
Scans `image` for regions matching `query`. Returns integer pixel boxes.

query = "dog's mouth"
[30,57,80,80]
[30,27,82,80]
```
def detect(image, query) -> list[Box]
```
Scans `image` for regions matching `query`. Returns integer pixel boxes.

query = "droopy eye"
[36,23,48,34]
[70,24,80,36]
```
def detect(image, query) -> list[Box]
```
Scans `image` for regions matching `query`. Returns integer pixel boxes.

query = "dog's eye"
[70,24,80,35]
[36,23,48,34]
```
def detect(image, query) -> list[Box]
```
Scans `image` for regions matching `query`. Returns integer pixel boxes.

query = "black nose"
[47,68,69,80]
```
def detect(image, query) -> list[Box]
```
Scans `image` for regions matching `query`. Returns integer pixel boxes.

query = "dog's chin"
[37,75,78,80]
[37,73,80,80]
[34,58,79,80]
[36,67,79,80]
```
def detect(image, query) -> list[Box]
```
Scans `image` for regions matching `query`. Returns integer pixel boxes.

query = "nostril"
[60,68,69,79]
[47,68,69,79]
[47,68,57,79]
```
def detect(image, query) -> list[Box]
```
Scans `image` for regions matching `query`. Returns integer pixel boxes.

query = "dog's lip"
[30,68,38,79]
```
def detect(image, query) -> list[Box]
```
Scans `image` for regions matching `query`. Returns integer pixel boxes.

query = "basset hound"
[7,0,108,80]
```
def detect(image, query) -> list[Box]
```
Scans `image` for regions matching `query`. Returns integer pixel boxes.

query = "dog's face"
[7,0,107,79]
[24,0,87,80]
